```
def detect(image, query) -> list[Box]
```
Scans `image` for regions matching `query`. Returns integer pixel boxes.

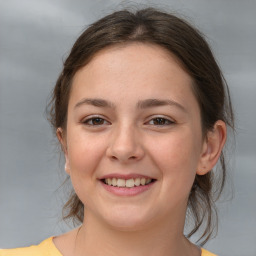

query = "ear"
[56,127,71,175]
[197,120,227,175]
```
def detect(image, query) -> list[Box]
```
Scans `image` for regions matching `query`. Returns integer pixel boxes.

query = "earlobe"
[56,127,71,175]
[197,120,227,175]
[64,162,71,175]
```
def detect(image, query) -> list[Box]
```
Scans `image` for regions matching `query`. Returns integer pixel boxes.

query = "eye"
[82,117,110,126]
[148,117,174,126]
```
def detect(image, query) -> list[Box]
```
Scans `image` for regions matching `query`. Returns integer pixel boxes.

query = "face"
[60,43,208,231]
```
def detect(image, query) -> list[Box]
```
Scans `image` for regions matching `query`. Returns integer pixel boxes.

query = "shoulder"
[201,248,218,256]
[0,237,62,256]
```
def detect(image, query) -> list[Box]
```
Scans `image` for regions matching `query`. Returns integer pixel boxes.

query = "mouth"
[101,177,156,188]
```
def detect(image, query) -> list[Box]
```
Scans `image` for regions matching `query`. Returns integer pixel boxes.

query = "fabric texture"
[0,237,217,256]
[201,248,218,256]
[0,237,62,256]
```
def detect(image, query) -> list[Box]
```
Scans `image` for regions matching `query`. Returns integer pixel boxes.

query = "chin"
[100,206,155,231]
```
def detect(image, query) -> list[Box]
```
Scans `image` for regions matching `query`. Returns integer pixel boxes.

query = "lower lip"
[100,181,155,196]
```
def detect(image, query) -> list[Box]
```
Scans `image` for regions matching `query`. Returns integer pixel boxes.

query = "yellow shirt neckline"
[49,236,217,256]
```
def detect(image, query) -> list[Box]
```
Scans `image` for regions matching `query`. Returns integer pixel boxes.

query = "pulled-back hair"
[47,7,234,245]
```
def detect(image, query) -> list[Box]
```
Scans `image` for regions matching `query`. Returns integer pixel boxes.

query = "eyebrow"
[74,98,115,109]
[137,99,186,112]
[74,98,186,112]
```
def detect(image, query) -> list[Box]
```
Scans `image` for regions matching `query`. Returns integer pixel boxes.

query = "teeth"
[104,178,153,188]
[126,179,135,188]
[134,178,140,186]
[117,179,126,187]
[112,178,117,186]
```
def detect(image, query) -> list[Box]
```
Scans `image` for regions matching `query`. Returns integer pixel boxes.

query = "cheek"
[148,130,201,193]
[65,130,108,205]
[66,128,107,178]
[152,132,200,169]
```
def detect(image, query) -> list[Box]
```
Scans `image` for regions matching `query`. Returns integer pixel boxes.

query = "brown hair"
[47,7,234,245]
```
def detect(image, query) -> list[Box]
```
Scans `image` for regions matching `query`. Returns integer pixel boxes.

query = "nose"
[106,123,145,163]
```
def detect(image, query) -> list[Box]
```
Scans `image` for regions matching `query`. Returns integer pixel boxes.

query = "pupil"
[154,118,165,125]
[93,118,103,125]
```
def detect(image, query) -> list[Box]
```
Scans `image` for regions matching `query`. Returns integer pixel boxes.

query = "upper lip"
[99,173,156,180]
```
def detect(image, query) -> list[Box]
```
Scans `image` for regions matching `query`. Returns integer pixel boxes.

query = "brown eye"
[149,118,173,126]
[92,118,104,125]
[83,117,108,126]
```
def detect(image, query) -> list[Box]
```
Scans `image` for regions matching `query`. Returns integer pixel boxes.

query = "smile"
[103,178,154,188]
[99,174,157,196]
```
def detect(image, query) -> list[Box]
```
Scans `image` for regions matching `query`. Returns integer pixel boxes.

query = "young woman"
[0,7,234,256]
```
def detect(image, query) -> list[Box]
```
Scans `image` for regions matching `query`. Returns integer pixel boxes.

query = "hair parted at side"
[47,7,234,246]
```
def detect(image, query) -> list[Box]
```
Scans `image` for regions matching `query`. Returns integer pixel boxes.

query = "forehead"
[82,42,188,78]
[69,43,197,110]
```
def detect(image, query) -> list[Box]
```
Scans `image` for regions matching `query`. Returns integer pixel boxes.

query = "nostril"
[110,155,137,161]
[111,156,118,160]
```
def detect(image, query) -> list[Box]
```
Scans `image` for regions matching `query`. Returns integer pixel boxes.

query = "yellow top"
[0,237,62,256]
[0,237,217,256]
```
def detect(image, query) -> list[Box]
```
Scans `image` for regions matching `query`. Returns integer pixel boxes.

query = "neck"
[74,209,199,256]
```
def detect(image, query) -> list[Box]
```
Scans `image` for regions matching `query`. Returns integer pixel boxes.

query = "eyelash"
[147,117,174,126]
[82,116,110,126]
[82,116,174,127]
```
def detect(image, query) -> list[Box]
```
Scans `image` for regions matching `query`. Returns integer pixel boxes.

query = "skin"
[55,43,226,256]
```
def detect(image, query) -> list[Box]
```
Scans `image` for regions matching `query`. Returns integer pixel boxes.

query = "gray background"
[0,0,255,255]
